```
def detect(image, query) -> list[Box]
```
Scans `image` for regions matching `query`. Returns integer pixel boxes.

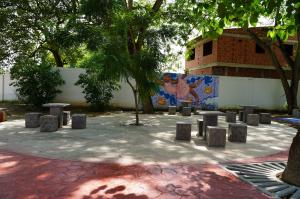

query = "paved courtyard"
[0,112,296,198]
[0,112,296,164]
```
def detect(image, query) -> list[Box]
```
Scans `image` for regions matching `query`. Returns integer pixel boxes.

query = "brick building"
[185,27,298,78]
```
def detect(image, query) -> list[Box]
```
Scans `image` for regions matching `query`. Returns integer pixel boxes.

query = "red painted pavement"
[0,149,285,199]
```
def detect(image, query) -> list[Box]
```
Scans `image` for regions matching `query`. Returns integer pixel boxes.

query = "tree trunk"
[50,49,64,67]
[282,129,300,186]
[143,95,154,114]
[126,78,139,125]
[133,89,139,125]
[244,28,298,114]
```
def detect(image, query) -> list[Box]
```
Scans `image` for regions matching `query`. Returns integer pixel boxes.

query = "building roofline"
[187,26,297,45]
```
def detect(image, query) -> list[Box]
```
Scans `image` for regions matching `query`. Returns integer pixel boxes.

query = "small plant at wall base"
[76,70,120,111]
[10,59,64,107]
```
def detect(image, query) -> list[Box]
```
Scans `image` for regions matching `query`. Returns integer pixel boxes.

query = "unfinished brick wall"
[185,27,297,79]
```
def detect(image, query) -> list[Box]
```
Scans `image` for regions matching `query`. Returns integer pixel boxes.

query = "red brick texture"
[186,27,297,78]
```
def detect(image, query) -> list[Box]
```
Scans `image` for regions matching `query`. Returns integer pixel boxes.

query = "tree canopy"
[0,0,84,68]
[176,0,299,113]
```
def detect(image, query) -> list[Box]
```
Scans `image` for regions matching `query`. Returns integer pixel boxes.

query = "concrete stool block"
[207,126,226,147]
[0,111,7,122]
[40,115,58,132]
[181,107,191,116]
[25,112,42,128]
[203,114,218,140]
[226,111,236,123]
[247,114,259,126]
[197,119,203,137]
[228,123,247,143]
[193,107,200,115]
[259,113,271,124]
[238,111,244,121]
[176,121,192,141]
[292,109,300,117]
[168,106,177,115]
[63,111,71,125]
[72,114,87,129]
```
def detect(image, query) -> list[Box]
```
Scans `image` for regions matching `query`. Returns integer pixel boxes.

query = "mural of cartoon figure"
[176,74,202,103]
[153,73,218,109]
[159,73,202,103]
[157,74,177,105]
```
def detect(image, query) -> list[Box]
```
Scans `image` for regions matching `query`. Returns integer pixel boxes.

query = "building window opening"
[186,48,195,61]
[284,44,293,56]
[203,41,213,56]
[255,44,265,54]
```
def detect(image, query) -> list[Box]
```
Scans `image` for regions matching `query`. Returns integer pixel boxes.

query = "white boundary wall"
[217,76,289,110]
[0,68,299,110]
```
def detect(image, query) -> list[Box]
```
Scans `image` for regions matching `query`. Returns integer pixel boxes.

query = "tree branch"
[128,0,133,10]
[151,0,164,14]
[276,35,295,69]
[245,28,290,88]
[135,0,164,52]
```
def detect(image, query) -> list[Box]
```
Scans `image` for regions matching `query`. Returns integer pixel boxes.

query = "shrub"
[10,59,64,107]
[76,69,120,110]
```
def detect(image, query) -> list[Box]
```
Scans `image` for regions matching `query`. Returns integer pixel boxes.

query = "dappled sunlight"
[0,112,296,164]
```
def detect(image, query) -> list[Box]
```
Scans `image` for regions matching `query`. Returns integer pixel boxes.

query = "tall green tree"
[181,0,300,114]
[181,0,300,186]
[0,0,84,68]
[81,0,190,124]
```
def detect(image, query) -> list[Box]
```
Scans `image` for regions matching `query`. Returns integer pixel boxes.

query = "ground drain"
[223,161,300,199]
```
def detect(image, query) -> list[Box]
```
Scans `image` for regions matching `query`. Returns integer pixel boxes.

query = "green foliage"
[76,71,119,111]
[75,52,120,110]
[10,58,64,107]
[0,0,84,68]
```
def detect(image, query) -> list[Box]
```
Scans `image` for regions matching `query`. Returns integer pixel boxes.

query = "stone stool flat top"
[247,114,259,126]
[226,111,236,123]
[25,112,42,128]
[176,121,192,141]
[72,114,87,129]
[206,126,226,147]
[40,115,58,132]
[259,113,272,124]
[182,107,191,116]
[228,123,247,143]
[168,106,177,115]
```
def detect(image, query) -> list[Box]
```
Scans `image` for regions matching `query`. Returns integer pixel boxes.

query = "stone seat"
[181,107,191,116]
[168,106,176,115]
[40,115,58,132]
[259,113,271,124]
[63,111,71,125]
[238,111,244,121]
[197,119,203,137]
[72,114,87,129]
[247,114,259,126]
[226,111,236,123]
[228,123,247,143]
[176,121,192,141]
[25,112,42,128]
[0,111,7,123]
[292,109,300,118]
[206,126,226,147]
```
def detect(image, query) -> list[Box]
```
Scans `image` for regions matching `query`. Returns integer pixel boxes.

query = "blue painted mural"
[151,73,219,110]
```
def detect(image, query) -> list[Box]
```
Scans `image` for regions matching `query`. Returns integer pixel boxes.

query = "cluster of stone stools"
[175,110,272,147]
[169,105,197,116]
[25,111,87,132]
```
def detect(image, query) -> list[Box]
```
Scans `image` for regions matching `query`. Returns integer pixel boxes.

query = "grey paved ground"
[0,112,296,164]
